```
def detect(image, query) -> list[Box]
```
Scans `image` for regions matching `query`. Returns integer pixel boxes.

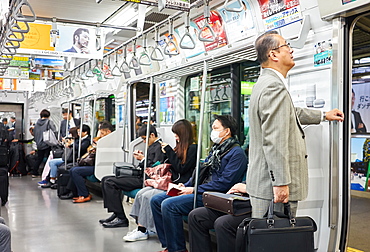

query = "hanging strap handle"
[111,52,122,76]
[129,40,140,70]
[12,0,36,22]
[223,0,244,12]
[164,18,179,56]
[180,13,195,49]
[139,35,152,66]
[198,5,216,42]
[119,46,131,73]
[150,28,164,61]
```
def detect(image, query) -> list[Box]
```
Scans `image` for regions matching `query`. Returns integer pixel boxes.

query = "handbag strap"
[266,199,295,227]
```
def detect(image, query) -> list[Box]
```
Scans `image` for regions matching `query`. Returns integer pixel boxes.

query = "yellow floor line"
[347,247,364,252]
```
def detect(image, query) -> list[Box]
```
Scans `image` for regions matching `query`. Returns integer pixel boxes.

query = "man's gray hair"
[255,31,280,64]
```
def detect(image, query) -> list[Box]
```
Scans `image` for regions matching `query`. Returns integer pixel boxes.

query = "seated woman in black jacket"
[122,119,197,242]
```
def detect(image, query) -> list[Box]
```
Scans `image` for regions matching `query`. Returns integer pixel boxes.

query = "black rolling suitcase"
[0,167,9,206]
[236,200,317,252]
[25,153,38,173]
[57,168,70,197]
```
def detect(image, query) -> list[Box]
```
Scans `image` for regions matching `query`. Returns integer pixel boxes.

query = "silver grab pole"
[65,101,71,168]
[91,95,97,145]
[193,60,208,209]
[78,98,85,159]
[143,77,154,186]
[121,82,129,162]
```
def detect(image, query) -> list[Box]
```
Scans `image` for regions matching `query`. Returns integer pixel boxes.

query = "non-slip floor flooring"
[1,176,370,251]
[1,175,163,252]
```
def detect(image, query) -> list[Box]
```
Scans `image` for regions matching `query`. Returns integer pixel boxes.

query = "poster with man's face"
[18,23,104,59]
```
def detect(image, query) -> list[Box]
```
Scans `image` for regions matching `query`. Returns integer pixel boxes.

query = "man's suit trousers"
[101,175,143,217]
[188,207,250,252]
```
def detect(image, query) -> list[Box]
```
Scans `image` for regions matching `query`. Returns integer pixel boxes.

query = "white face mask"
[211,129,225,144]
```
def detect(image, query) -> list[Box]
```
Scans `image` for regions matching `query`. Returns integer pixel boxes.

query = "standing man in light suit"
[246,31,344,218]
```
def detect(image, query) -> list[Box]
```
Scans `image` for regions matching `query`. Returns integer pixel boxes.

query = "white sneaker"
[123,229,149,242]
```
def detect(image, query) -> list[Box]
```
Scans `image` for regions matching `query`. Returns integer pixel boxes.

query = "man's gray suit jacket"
[246,68,322,202]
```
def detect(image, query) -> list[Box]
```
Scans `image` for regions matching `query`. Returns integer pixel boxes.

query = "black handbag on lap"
[202,192,251,216]
[114,162,143,177]
[52,144,64,158]
[235,199,317,252]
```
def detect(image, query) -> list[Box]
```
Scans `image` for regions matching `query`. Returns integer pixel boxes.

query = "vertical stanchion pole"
[193,60,208,209]
[91,95,97,145]
[78,98,85,159]
[143,77,154,186]
[121,82,129,162]
[65,101,71,168]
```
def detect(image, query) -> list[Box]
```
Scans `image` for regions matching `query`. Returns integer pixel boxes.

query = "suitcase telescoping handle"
[267,199,296,227]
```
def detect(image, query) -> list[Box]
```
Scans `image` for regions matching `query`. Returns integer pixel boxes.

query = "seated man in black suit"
[98,124,165,228]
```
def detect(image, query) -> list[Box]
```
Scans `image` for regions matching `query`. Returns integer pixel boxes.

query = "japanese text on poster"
[257,0,302,30]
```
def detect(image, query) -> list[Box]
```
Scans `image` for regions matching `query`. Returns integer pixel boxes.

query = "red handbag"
[144,163,172,190]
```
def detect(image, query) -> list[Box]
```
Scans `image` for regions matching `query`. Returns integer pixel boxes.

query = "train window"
[240,63,260,151]
[185,67,231,157]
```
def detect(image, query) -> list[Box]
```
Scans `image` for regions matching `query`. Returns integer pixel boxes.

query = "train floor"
[1,175,370,252]
[1,175,164,252]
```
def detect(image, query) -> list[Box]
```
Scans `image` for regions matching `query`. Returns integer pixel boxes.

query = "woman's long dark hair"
[172,119,194,164]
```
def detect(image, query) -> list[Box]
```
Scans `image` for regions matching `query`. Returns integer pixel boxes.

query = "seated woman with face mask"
[150,114,248,252]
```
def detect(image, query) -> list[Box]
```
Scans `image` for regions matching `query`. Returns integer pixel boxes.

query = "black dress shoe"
[50,183,58,190]
[99,213,117,224]
[59,192,74,200]
[102,217,129,228]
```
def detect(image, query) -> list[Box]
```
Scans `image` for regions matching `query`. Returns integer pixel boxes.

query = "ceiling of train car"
[23,0,126,23]
[22,0,179,51]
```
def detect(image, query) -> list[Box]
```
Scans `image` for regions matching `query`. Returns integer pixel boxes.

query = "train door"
[0,103,24,140]
[346,11,370,252]
[129,82,156,140]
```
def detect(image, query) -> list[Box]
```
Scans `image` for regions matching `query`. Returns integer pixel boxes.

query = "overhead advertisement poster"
[123,0,189,11]
[1,56,30,79]
[192,10,228,52]
[218,0,257,44]
[29,58,64,80]
[257,0,302,30]
[18,23,104,59]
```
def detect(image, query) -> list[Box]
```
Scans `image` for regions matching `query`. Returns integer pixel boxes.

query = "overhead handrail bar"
[119,46,131,73]
[68,0,204,72]
[198,3,216,43]
[180,12,196,49]
[129,40,140,70]
[164,18,179,56]
[139,35,151,66]
[111,52,122,76]
[150,27,164,61]
[223,0,244,12]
